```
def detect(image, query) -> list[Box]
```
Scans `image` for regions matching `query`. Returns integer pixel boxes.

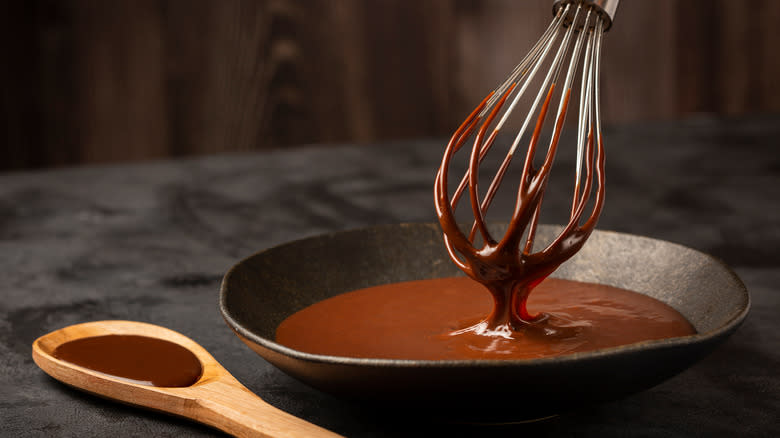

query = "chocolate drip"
[434,83,605,331]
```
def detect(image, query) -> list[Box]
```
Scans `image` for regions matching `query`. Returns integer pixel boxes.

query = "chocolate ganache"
[54,335,202,387]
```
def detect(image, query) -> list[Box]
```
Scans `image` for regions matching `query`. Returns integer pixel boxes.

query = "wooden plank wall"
[2,0,779,169]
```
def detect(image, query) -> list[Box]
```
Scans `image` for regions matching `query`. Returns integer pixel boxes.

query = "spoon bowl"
[33,320,341,438]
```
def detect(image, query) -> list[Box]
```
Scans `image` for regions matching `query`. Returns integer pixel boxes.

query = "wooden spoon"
[32,320,342,438]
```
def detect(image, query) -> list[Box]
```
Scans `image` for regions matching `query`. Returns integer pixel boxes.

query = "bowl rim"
[219,223,751,368]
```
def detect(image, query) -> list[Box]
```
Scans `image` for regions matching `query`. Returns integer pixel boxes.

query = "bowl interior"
[222,223,746,337]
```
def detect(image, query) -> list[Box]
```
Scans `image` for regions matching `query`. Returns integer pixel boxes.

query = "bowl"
[219,223,749,419]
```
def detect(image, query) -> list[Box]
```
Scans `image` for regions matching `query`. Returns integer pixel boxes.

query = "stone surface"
[1,115,778,436]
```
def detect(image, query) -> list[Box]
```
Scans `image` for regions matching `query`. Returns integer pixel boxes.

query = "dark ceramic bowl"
[220,223,749,419]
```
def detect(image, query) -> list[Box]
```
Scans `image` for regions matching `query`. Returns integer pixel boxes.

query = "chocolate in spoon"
[32,320,341,437]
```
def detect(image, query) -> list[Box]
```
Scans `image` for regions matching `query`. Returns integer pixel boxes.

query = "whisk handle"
[553,0,619,30]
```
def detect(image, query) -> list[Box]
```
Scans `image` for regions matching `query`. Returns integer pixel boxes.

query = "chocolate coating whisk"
[435,0,619,334]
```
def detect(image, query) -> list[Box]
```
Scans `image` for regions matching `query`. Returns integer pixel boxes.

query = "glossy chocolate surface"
[54,335,202,387]
[277,277,695,360]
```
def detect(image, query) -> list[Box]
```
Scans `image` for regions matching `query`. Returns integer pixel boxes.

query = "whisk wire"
[435,0,614,289]
[460,3,583,247]
[452,3,572,229]
[486,4,569,116]
[500,4,589,252]
[573,23,594,214]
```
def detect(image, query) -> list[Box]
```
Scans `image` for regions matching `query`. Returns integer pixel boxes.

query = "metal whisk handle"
[553,0,619,30]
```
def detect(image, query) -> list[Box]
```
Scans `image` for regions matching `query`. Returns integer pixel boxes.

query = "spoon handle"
[187,378,342,438]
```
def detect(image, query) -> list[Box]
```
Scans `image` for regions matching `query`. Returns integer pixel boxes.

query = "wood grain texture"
[2,0,779,169]
[32,320,342,438]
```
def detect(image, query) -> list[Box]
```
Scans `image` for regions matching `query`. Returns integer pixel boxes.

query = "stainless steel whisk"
[435,0,619,329]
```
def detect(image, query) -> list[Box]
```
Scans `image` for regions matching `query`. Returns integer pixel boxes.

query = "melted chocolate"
[53,335,202,387]
[276,277,695,360]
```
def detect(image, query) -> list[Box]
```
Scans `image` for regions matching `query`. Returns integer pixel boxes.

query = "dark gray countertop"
[1,116,778,437]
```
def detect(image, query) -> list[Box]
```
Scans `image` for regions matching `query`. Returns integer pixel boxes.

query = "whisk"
[435,0,618,334]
